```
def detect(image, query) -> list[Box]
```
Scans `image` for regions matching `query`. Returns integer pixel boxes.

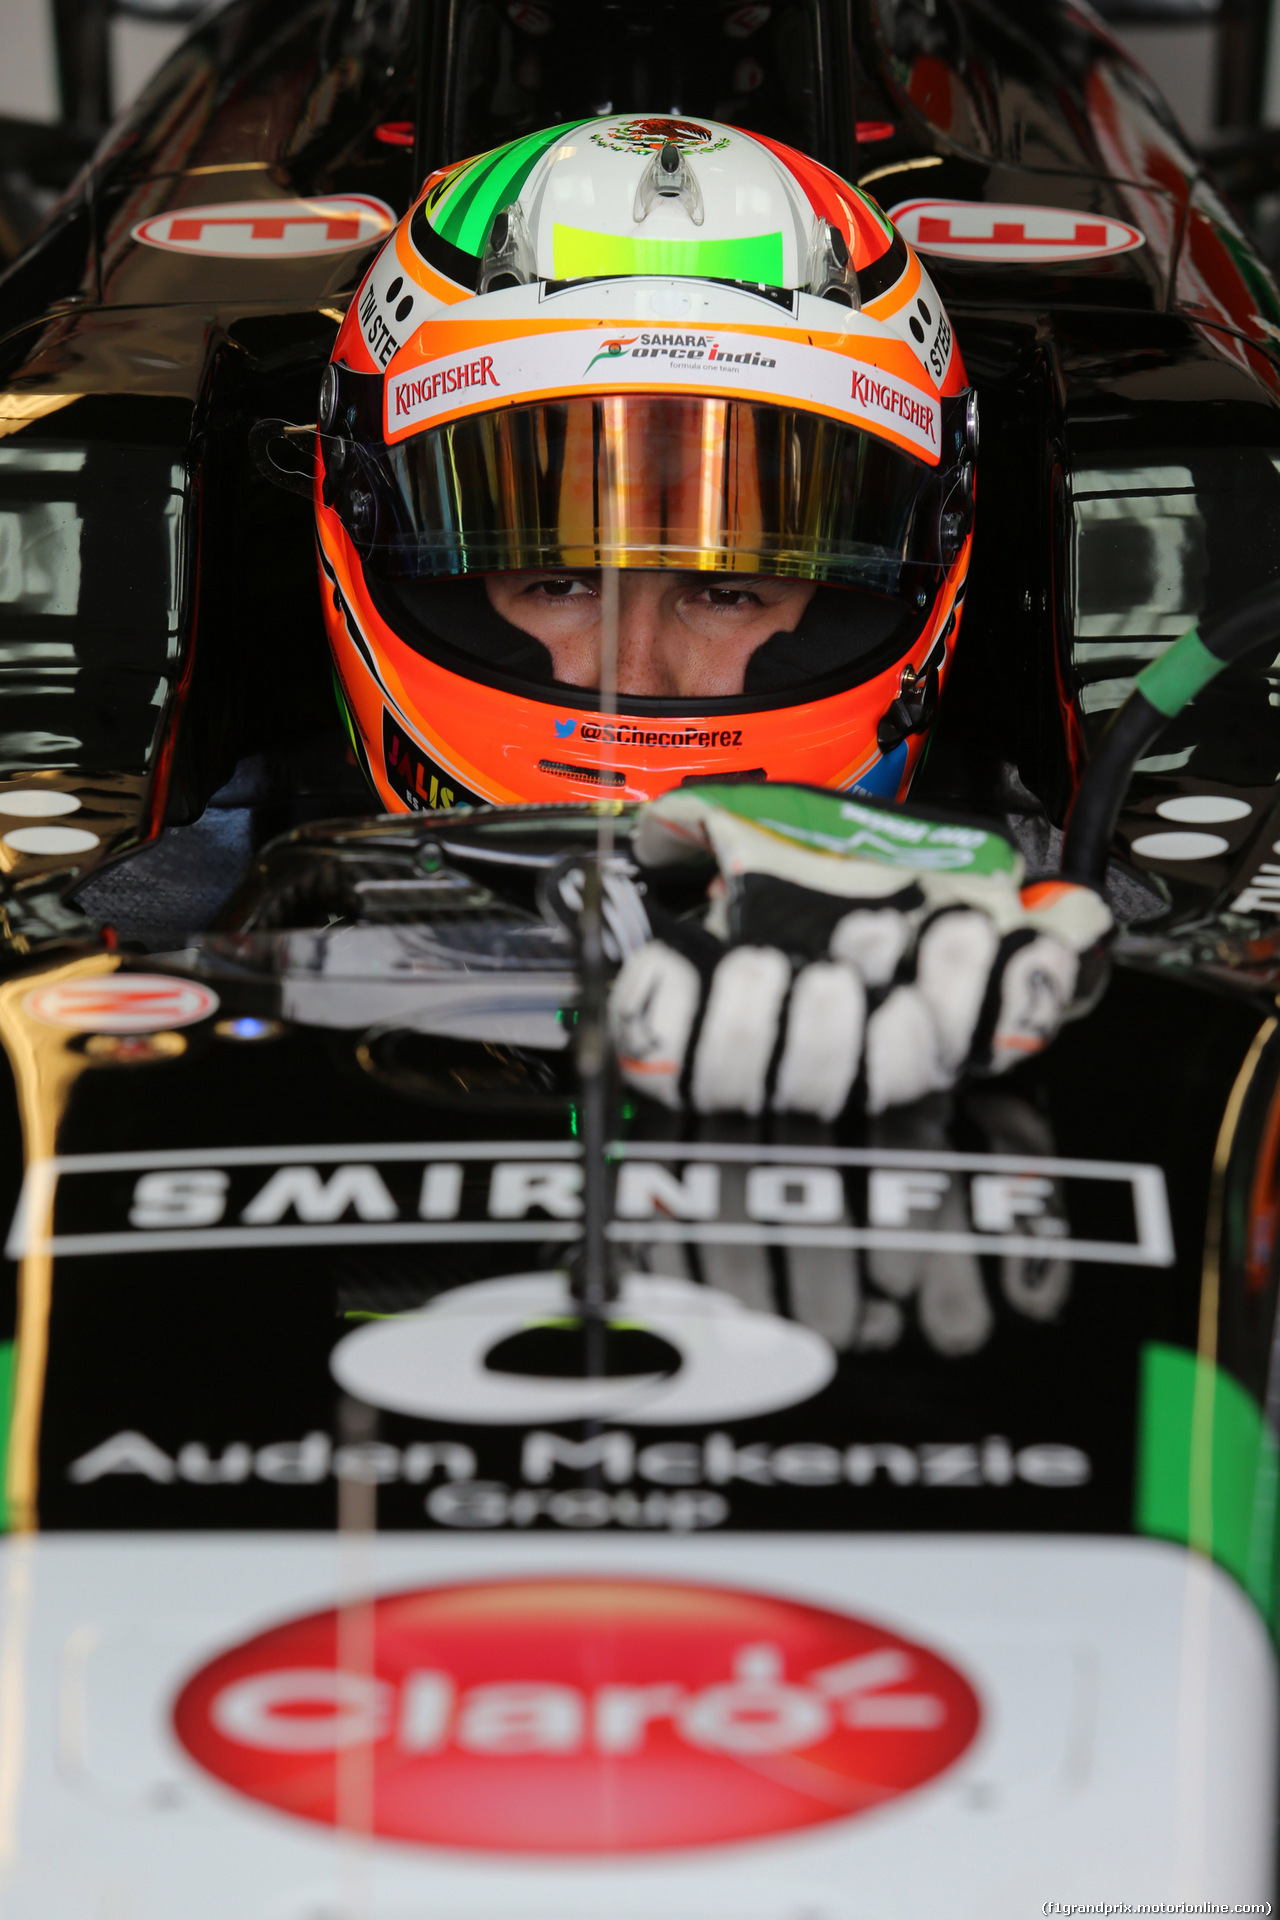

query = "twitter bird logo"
[554,718,576,737]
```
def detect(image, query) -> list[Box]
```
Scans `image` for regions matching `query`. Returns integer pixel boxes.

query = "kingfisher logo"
[387,355,501,432]
[172,1576,980,1851]
[392,355,498,418]
[554,717,577,737]
[851,371,936,444]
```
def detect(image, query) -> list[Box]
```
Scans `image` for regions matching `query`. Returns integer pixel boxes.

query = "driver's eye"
[534,577,591,599]
[705,587,758,607]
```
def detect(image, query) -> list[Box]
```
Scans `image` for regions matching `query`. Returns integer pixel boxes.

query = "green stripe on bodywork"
[0,1341,14,1532]
[553,225,785,284]
[437,122,590,255]
[1136,1341,1279,1626]
[1135,627,1224,718]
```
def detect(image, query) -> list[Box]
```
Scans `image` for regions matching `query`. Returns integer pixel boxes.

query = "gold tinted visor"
[343,394,972,588]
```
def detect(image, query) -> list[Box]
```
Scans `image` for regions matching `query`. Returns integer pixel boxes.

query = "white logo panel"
[330,1271,837,1425]
[356,239,428,370]
[386,328,942,460]
[132,196,394,258]
[889,199,1145,264]
[5,1140,1174,1267]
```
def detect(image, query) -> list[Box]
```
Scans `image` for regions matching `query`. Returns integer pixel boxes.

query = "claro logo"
[173,1577,980,1851]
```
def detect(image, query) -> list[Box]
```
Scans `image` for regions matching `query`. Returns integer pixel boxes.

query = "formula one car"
[1,1,1280,1913]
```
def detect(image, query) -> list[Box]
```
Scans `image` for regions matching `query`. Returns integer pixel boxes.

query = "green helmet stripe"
[437,121,591,255]
[432,147,513,248]
[854,186,895,243]
[445,131,549,253]
[454,120,591,255]
[553,224,785,283]
[332,668,361,758]
[332,677,378,798]
[425,153,479,218]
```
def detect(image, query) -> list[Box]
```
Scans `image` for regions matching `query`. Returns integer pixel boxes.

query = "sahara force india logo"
[173,1576,980,1851]
[585,333,777,373]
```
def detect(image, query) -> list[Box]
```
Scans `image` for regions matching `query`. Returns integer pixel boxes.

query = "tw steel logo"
[173,1577,980,1851]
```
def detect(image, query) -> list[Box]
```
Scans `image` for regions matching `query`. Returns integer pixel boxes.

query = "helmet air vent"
[806,219,860,309]
[479,202,537,293]
[633,141,705,227]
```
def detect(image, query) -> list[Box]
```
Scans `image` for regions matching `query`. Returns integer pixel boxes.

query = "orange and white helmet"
[317,114,976,811]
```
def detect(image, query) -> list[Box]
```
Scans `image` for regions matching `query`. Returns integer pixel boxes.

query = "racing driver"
[314,113,1110,1116]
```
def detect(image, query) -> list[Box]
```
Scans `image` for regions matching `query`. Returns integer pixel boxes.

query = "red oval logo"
[24,973,219,1032]
[132,196,395,258]
[888,198,1145,264]
[173,1577,980,1851]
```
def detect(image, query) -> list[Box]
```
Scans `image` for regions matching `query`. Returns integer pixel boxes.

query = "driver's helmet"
[318,114,975,811]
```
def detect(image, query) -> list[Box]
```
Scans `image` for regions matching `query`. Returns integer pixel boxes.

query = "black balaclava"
[366,572,923,699]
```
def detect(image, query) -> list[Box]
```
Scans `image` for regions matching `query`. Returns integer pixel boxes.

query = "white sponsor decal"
[132,195,394,258]
[893,266,953,387]
[2,1537,1273,1910]
[5,1141,1175,1267]
[889,199,1146,264]
[64,1425,1090,1510]
[356,239,425,371]
[1232,854,1280,915]
[23,974,219,1032]
[330,1272,835,1425]
[724,4,771,35]
[386,327,942,460]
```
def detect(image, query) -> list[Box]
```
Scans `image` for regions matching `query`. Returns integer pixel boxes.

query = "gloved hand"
[609,783,1111,1118]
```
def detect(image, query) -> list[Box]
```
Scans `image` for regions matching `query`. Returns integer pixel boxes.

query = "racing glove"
[609,783,1111,1119]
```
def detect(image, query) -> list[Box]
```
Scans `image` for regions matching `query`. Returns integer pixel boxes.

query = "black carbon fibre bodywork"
[1,0,1280,1771]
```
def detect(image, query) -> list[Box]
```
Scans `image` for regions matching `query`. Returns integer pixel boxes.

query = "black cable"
[1061,579,1280,887]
